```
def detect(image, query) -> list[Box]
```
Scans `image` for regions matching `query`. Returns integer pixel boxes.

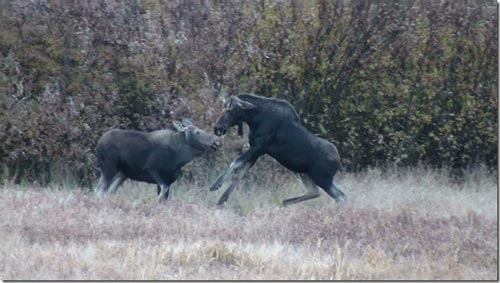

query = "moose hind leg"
[95,175,104,194]
[98,153,120,194]
[325,182,346,203]
[108,172,127,194]
[308,169,346,203]
[99,171,116,194]
[283,175,320,206]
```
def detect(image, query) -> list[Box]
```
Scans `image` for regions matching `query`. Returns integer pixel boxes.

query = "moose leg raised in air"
[215,159,256,206]
[209,146,263,192]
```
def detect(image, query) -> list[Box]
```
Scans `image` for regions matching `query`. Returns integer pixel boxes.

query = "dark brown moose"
[95,119,221,202]
[210,94,346,206]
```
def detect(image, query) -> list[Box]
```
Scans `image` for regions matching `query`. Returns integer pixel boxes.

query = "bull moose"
[95,119,221,202]
[210,94,346,206]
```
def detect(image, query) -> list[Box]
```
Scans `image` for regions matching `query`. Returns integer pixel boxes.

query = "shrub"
[0,0,497,185]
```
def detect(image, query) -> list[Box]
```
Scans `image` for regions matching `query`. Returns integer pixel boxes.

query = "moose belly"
[121,167,156,183]
[119,163,178,185]
[117,161,154,183]
[265,130,317,173]
[267,149,312,173]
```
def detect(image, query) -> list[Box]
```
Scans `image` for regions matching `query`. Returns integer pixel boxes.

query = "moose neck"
[235,94,301,132]
[170,132,199,166]
[239,110,258,131]
[236,94,268,131]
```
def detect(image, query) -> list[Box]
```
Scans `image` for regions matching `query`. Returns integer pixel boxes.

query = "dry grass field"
[0,167,497,280]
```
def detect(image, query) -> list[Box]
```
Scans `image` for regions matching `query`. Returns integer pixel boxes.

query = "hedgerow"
[0,0,497,185]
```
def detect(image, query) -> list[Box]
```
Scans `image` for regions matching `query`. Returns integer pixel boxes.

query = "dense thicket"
[0,0,497,185]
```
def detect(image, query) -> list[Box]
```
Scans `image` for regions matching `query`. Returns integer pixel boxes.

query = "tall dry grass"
[0,167,497,280]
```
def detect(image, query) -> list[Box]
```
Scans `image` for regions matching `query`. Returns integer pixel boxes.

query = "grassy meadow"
[0,166,497,280]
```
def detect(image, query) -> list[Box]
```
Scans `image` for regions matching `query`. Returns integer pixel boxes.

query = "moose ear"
[223,96,234,110]
[234,97,256,110]
[172,120,186,132]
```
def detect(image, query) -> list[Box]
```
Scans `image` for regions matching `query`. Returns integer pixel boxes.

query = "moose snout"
[214,126,227,137]
[211,138,222,150]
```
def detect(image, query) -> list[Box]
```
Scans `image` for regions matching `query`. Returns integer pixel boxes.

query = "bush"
[0,0,497,185]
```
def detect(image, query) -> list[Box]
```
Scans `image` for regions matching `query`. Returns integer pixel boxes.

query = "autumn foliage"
[0,0,497,185]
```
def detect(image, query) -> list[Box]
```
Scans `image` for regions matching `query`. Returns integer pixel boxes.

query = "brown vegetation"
[0,167,496,280]
[0,0,497,185]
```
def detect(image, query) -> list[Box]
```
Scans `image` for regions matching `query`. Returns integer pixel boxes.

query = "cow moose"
[210,94,346,206]
[95,119,221,202]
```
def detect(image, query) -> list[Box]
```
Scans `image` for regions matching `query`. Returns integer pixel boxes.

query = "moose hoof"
[216,202,227,209]
[209,183,221,192]
[335,194,347,203]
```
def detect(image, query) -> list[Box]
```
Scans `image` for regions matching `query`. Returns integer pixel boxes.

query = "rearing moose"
[210,94,346,206]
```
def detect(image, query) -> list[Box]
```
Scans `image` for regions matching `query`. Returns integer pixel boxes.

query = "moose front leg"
[147,169,171,203]
[216,159,256,206]
[209,159,244,192]
[157,184,170,203]
[209,147,263,192]
[157,185,170,199]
